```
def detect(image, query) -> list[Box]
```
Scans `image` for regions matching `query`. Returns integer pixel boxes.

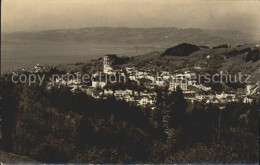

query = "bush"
[167,143,238,163]
[245,49,260,62]
[30,135,75,163]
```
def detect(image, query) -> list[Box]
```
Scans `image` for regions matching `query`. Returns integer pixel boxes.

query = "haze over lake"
[2,27,259,73]
[1,39,163,72]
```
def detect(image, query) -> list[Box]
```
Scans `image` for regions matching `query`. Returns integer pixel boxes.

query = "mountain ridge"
[2,27,259,47]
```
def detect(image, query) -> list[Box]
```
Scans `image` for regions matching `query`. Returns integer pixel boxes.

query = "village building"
[33,63,46,73]
[155,77,166,86]
[138,96,155,106]
[169,79,188,91]
[92,81,106,89]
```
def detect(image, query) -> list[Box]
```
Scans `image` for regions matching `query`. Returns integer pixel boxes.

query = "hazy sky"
[2,0,260,33]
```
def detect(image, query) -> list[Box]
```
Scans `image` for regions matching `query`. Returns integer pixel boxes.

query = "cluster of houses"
[84,88,157,107]
[186,91,254,104]
[10,63,47,75]
[33,64,47,73]
[51,54,259,107]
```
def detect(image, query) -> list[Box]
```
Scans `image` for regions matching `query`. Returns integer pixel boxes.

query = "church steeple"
[103,54,117,74]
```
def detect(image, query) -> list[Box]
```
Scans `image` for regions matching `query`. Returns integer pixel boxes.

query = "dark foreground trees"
[1,74,259,163]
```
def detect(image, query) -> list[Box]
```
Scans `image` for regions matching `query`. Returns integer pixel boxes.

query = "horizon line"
[2,26,247,34]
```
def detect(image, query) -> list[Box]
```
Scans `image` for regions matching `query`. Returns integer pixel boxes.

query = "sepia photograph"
[1,0,260,164]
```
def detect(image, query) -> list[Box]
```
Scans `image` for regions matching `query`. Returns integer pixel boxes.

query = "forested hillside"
[1,72,259,163]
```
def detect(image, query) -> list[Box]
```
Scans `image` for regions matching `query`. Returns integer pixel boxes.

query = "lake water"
[1,40,160,73]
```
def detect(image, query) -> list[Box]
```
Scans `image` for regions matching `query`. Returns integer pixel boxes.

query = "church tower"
[103,54,116,74]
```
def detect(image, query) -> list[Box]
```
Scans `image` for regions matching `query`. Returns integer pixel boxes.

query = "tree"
[245,49,260,62]
[153,87,166,136]
[12,84,50,155]
[1,75,20,151]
